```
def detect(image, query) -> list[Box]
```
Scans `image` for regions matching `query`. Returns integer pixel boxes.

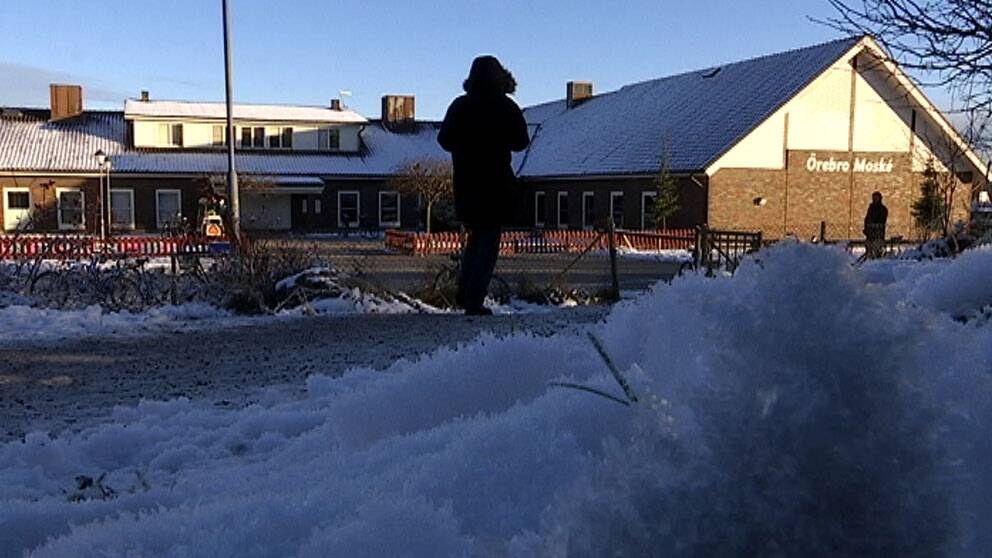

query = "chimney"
[566,81,593,109]
[140,90,150,102]
[381,95,416,132]
[330,98,342,111]
[49,84,83,121]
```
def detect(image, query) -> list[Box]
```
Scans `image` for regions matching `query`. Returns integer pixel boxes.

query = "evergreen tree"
[911,161,947,237]
[651,157,680,229]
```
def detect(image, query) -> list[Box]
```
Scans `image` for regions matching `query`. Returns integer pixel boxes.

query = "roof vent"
[701,67,722,79]
[567,81,593,108]
[49,84,83,121]
[330,98,342,111]
[140,90,150,102]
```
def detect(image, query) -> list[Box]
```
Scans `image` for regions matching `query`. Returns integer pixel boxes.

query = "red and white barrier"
[384,229,695,256]
[0,234,219,260]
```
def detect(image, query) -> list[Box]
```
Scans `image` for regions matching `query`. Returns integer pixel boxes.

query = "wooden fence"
[385,229,695,256]
[0,235,225,260]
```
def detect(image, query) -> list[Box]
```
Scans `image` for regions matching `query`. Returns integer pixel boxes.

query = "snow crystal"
[1,243,990,556]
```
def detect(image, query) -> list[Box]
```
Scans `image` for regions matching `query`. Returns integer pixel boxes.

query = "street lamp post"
[94,150,107,240]
[104,158,113,239]
[222,0,240,241]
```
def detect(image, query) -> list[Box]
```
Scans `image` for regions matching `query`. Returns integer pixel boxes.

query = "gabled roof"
[518,36,862,177]
[124,99,368,124]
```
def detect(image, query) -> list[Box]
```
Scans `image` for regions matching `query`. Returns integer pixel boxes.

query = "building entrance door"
[291,194,323,231]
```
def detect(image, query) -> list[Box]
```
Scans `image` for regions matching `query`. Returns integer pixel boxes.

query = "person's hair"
[872,191,883,200]
[463,55,517,95]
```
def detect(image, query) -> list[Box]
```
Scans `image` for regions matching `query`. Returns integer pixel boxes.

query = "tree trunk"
[426,200,433,235]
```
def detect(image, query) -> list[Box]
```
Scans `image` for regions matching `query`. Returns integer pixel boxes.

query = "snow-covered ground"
[2,244,991,556]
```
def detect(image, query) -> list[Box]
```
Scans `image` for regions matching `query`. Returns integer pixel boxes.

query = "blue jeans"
[458,226,502,311]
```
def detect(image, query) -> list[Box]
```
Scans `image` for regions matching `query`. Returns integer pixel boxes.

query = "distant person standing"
[438,56,530,315]
[863,191,888,258]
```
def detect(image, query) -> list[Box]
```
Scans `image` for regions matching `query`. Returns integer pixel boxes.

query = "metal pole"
[607,218,620,302]
[98,168,105,241]
[106,164,112,239]
[222,0,240,241]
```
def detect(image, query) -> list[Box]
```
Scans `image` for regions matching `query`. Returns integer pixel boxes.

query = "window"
[379,191,400,227]
[300,198,308,214]
[57,188,85,230]
[582,192,595,229]
[212,125,228,147]
[557,192,569,229]
[610,191,624,228]
[241,127,253,148]
[4,188,32,231]
[534,192,546,228]
[338,191,360,228]
[158,123,183,147]
[269,127,293,149]
[641,192,658,230]
[156,189,182,229]
[318,128,341,151]
[253,127,265,148]
[6,191,29,209]
[314,199,322,214]
[110,189,135,230]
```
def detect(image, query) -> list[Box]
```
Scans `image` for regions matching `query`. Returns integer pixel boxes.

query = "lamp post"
[222,0,240,241]
[94,150,107,240]
[104,158,113,239]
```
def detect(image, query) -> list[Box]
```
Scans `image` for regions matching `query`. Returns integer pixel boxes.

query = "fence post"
[170,254,178,306]
[819,221,827,244]
[694,225,706,272]
[607,219,620,302]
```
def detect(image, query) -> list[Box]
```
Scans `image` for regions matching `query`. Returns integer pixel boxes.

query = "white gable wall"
[706,41,983,179]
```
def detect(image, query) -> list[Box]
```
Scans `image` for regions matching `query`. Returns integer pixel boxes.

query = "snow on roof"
[124,99,368,124]
[518,36,862,177]
[0,110,126,172]
[0,110,444,176]
[2,37,863,179]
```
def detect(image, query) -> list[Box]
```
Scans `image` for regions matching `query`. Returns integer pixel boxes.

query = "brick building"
[1,36,987,238]
[520,35,988,239]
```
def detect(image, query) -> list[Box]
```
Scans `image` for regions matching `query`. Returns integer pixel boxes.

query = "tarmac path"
[0,307,608,443]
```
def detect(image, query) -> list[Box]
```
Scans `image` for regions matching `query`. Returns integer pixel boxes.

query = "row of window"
[158,123,340,150]
[3,188,182,231]
[334,191,400,228]
[533,191,659,229]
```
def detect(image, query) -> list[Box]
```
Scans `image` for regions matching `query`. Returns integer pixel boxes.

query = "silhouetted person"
[863,191,888,259]
[438,55,530,315]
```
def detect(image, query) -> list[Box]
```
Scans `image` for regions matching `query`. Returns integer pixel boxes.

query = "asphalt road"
[0,307,608,443]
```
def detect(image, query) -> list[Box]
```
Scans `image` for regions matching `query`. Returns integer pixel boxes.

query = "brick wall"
[1,176,203,233]
[708,150,965,240]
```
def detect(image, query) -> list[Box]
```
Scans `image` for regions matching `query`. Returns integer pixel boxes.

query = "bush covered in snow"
[1,244,990,556]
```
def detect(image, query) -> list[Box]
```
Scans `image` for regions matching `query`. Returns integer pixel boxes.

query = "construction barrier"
[385,229,695,256]
[0,234,223,260]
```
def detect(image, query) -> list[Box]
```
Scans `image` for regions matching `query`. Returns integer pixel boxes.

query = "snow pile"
[0,303,237,343]
[2,244,991,556]
[613,247,693,263]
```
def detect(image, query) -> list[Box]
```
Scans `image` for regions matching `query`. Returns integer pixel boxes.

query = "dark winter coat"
[437,92,530,227]
[863,201,888,240]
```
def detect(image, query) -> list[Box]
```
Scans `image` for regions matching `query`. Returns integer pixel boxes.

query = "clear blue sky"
[0,0,950,119]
